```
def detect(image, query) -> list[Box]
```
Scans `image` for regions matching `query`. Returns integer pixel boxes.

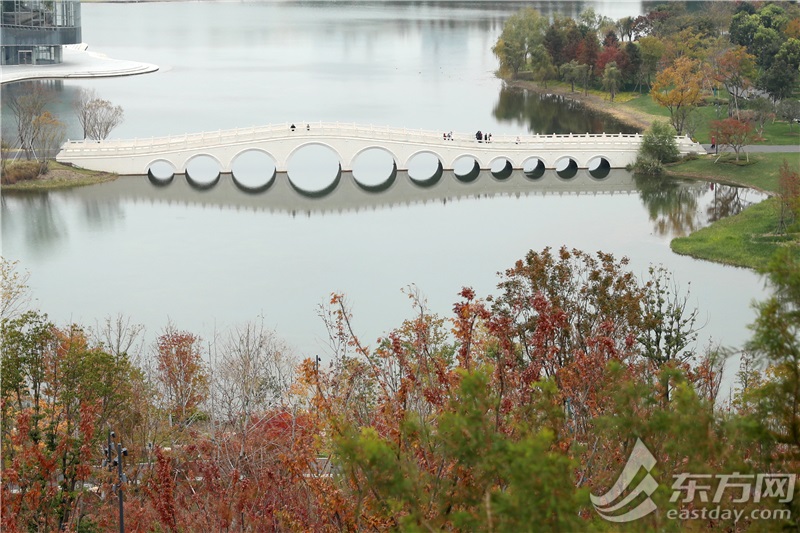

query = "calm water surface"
[1,1,769,391]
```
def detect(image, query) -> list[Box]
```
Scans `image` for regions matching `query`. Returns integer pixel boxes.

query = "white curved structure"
[56,122,704,176]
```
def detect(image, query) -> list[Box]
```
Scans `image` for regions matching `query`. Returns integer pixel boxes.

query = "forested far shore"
[492,2,800,141]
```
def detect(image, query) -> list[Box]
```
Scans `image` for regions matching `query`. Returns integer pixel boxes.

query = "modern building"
[1,0,81,66]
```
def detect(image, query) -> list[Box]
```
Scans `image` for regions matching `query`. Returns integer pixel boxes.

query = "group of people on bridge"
[441,130,496,142]
[286,123,515,145]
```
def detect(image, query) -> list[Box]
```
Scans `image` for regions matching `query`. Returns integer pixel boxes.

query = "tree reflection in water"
[1,191,65,249]
[634,174,760,238]
[706,182,750,223]
[492,86,637,134]
[1,190,124,254]
[634,174,706,238]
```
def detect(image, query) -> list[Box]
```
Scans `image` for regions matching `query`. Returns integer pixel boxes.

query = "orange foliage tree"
[714,46,757,120]
[154,326,209,429]
[651,56,705,135]
[311,248,712,528]
[1,312,134,532]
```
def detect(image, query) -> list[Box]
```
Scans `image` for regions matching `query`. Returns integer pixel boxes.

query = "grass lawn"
[624,93,670,118]
[623,93,800,145]
[666,153,799,270]
[664,152,800,193]
[671,198,796,270]
[1,161,117,191]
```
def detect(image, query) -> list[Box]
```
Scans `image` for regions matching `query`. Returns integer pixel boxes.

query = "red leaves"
[148,448,178,532]
[710,118,753,160]
[452,286,490,370]
[155,327,209,427]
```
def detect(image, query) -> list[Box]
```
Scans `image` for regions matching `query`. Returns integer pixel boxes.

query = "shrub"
[640,120,680,164]
[633,155,664,176]
[1,161,40,185]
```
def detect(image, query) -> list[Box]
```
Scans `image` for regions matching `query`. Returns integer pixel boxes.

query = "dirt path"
[504,79,662,131]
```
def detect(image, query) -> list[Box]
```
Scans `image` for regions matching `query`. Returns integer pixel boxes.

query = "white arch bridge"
[56,122,704,179]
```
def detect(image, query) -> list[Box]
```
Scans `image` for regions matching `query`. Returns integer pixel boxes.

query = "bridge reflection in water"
[80,168,640,215]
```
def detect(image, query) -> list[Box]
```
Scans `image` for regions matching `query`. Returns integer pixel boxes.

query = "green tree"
[529,45,557,88]
[623,41,643,90]
[638,266,699,405]
[559,59,586,93]
[634,120,680,175]
[752,25,784,69]
[638,35,665,90]
[491,8,547,77]
[602,61,621,101]
[776,99,800,133]
[544,15,581,66]
[745,96,774,138]
[760,58,800,101]
[762,37,800,99]
[729,12,761,49]
[333,370,586,531]
[743,248,800,532]
[593,362,755,532]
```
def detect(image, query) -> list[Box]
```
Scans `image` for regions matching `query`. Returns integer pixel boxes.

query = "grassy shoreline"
[505,78,799,270]
[1,161,117,191]
[665,154,799,270]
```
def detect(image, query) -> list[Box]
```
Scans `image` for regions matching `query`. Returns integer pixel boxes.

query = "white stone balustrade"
[56,122,704,176]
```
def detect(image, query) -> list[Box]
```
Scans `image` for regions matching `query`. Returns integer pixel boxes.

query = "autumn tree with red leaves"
[317,247,708,527]
[714,46,758,120]
[154,325,209,430]
[1,312,136,532]
[710,117,754,162]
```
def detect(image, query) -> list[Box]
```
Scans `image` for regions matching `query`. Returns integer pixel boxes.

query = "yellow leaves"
[651,56,707,134]
[651,56,704,109]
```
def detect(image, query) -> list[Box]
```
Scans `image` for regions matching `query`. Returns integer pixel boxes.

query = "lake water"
[1,1,769,393]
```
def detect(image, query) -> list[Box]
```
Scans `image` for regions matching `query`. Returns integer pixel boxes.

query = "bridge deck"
[56,122,704,176]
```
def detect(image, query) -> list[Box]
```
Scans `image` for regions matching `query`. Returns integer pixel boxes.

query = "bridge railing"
[57,122,657,157]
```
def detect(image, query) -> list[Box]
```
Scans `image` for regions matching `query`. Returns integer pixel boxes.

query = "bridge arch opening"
[490,157,513,181]
[522,157,546,180]
[453,155,480,183]
[147,160,176,186]
[287,144,343,196]
[408,152,443,187]
[231,149,277,193]
[587,156,611,179]
[352,147,397,192]
[555,157,578,180]
[185,154,222,190]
